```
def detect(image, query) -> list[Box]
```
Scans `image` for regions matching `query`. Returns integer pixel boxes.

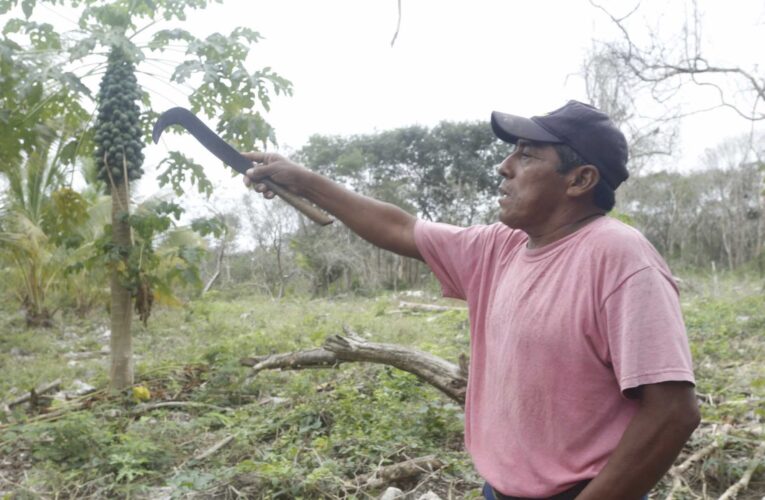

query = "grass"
[0,274,763,498]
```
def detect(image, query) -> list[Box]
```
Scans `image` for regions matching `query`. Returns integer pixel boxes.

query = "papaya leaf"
[156,151,213,198]
[21,0,33,19]
[190,216,226,238]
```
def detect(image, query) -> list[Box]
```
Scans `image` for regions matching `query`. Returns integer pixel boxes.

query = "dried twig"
[390,0,402,47]
[717,440,765,500]
[131,401,231,416]
[357,455,444,490]
[665,440,722,500]
[396,301,467,313]
[192,434,235,462]
[4,378,62,409]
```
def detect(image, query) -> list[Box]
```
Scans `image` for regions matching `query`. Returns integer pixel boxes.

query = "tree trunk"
[203,243,225,294]
[110,182,133,390]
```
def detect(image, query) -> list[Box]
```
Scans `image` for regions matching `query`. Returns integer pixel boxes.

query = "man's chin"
[498,214,522,230]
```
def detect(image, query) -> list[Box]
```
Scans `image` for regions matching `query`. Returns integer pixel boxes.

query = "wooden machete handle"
[260,179,334,226]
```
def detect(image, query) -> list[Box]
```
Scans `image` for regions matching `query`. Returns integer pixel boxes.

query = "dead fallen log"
[5,378,62,409]
[396,301,467,313]
[240,348,342,371]
[357,455,444,490]
[240,328,468,405]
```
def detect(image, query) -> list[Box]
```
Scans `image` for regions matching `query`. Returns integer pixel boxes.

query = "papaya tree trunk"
[110,181,133,389]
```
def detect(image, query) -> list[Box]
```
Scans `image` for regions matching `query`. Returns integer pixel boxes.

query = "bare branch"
[390,0,402,47]
[592,2,765,121]
[241,328,468,405]
[356,455,444,490]
[717,440,765,500]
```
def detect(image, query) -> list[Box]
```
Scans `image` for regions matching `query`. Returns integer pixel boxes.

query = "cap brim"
[491,111,562,144]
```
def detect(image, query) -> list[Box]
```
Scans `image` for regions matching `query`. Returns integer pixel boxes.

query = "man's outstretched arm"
[242,151,422,261]
[577,381,700,500]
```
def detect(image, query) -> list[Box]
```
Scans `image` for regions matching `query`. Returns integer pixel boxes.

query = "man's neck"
[525,210,605,249]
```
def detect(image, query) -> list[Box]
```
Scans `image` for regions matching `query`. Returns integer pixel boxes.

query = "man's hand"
[577,381,700,500]
[240,150,422,260]
[242,151,312,199]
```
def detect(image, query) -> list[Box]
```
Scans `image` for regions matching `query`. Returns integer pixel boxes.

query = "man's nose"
[497,154,515,178]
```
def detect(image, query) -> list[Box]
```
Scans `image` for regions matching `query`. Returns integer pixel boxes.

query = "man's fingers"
[245,165,271,182]
[241,151,266,163]
[241,151,282,164]
[242,177,275,199]
[252,182,275,199]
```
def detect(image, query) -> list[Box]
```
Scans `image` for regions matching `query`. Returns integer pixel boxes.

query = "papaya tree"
[1,0,292,389]
[93,46,144,388]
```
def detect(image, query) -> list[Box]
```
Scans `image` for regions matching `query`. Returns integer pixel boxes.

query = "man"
[243,100,699,500]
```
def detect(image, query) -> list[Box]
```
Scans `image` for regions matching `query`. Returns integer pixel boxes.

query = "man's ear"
[566,165,600,197]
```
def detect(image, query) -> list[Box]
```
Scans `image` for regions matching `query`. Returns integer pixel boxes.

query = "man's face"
[496,140,568,230]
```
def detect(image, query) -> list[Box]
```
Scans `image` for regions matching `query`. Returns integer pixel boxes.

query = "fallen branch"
[241,328,468,405]
[203,242,226,294]
[5,378,62,409]
[193,434,235,462]
[664,440,722,500]
[64,351,109,360]
[357,455,444,490]
[396,301,467,313]
[131,401,231,416]
[717,440,765,500]
[240,348,342,371]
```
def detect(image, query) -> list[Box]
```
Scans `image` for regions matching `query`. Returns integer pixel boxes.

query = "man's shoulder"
[585,217,656,256]
[417,220,525,245]
[582,216,674,282]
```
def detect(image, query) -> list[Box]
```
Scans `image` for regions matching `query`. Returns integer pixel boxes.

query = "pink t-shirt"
[414,216,695,497]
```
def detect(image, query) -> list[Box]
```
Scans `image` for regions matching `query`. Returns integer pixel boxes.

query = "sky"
[10,0,765,216]
[162,0,763,157]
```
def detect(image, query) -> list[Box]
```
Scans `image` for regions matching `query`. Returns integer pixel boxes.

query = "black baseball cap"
[491,100,629,190]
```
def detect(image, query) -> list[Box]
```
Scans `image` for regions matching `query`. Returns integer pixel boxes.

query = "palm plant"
[0,136,89,326]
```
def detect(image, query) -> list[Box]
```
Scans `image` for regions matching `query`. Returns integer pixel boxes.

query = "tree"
[94,45,144,388]
[581,43,679,177]
[587,1,765,268]
[299,121,508,226]
[0,20,89,172]
[623,135,764,269]
[1,0,292,389]
[590,1,765,123]
[241,194,297,298]
[0,153,88,326]
[292,121,508,294]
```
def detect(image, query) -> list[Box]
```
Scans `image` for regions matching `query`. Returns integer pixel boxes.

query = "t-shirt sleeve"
[414,219,496,300]
[601,266,695,395]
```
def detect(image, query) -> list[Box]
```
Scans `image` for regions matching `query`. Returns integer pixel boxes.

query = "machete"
[152,107,333,226]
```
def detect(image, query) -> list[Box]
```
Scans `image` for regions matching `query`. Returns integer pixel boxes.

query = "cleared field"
[1,274,763,498]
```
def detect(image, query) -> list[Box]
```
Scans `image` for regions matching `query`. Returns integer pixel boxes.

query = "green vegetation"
[1,1,764,498]
[1,273,763,498]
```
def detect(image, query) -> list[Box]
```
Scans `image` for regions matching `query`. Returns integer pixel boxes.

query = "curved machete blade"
[152,107,251,175]
[152,107,335,226]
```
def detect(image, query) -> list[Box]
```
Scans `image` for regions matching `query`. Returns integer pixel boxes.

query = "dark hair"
[552,143,615,212]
